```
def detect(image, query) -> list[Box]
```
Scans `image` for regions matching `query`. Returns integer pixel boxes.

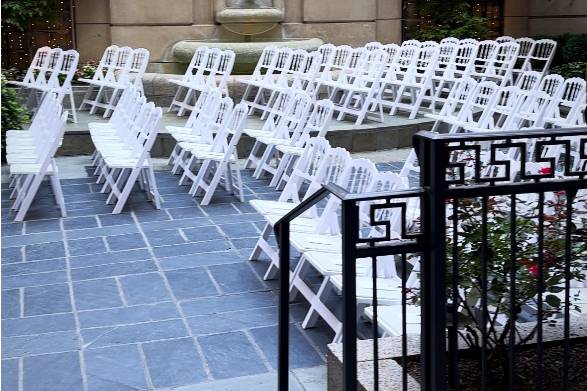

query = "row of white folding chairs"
[164,86,250,205]
[241,46,322,117]
[168,46,236,116]
[5,93,69,221]
[88,85,163,214]
[248,136,420,341]
[79,45,150,118]
[8,46,79,123]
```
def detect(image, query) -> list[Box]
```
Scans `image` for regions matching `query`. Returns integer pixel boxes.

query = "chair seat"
[303,251,376,276]
[244,129,273,139]
[103,156,149,169]
[256,136,291,146]
[291,232,341,253]
[364,305,422,336]
[166,126,192,135]
[179,142,213,154]
[330,275,403,304]
[195,151,236,162]
[173,134,206,143]
[275,145,304,156]
[10,162,56,175]
[78,78,126,89]
[250,199,299,216]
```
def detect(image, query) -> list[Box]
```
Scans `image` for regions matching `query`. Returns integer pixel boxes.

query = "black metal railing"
[276,127,587,391]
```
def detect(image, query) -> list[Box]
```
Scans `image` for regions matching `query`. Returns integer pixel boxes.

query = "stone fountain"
[171,0,323,74]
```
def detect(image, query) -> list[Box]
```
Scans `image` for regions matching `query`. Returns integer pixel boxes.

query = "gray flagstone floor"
[1,156,411,391]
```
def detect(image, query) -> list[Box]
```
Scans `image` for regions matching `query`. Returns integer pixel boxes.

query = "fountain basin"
[172,37,324,74]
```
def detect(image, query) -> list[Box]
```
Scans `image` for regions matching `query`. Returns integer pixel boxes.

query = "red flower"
[539,166,553,175]
[528,263,539,277]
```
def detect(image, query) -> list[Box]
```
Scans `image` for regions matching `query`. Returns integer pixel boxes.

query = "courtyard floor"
[1,155,409,391]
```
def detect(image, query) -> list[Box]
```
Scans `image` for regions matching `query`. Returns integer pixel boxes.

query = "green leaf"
[545,294,561,308]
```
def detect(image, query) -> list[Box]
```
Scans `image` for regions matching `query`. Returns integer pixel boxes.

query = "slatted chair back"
[436,77,478,120]
[134,105,163,167]
[329,45,355,71]
[460,38,479,45]
[278,49,310,86]
[382,43,400,65]
[440,37,460,45]
[526,39,557,76]
[252,45,278,79]
[298,51,322,87]
[36,48,64,88]
[273,47,294,75]
[476,85,522,131]
[435,42,459,75]
[401,39,421,48]
[513,37,535,72]
[128,48,150,90]
[515,70,542,93]
[47,49,79,96]
[365,41,384,51]
[108,46,134,84]
[447,42,478,79]
[318,43,336,67]
[95,45,119,81]
[455,80,500,129]
[485,41,520,86]
[201,48,222,78]
[260,89,296,135]
[184,87,222,129]
[496,36,515,43]
[315,158,377,234]
[214,49,235,90]
[543,77,587,127]
[473,40,498,76]
[20,46,52,85]
[277,91,314,141]
[203,96,234,147]
[356,48,389,84]
[512,74,565,128]
[405,46,439,84]
[295,99,334,147]
[421,41,439,49]
[184,46,209,82]
[215,102,249,157]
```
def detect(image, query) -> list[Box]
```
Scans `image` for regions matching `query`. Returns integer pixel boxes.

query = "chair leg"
[249,223,272,261]
[14,174,44,222]
[68,92,78,123]
[49,174,67,218]
[112,168,141,214]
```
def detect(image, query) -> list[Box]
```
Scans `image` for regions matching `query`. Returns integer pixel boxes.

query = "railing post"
[278,220,290,391]
[341,199,360,391]
[417,134,448,391]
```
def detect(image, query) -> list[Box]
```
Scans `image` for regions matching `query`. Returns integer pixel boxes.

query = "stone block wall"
[73,0,585,70]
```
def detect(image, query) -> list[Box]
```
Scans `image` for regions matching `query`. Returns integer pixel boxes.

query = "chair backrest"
[473,40,498,74]
[277,91,314,140]
[447,42,478,78]
[317,43,336,66]
[36,48,64,87]
[383,43,400,65]
[184,46,209,81]
[441,37,460,45]
[211,101,248,157]
[21,46,52,85]
[512,73,564,128]
[401,39,421,48]
[496,36,515,43]
[527,39,557,75]
[460,38,479,45]
[477,85,521,130]
[485,41,520,85]
[406,46,439,84]
[515,70,542,93]
[421,41,439,49]
[108,46,134,83]
[92,45,119,81]
[454,80,500,128]
[185,87,222,129]
[365,41,384,51]
[543,77,587,126]
[261,89,296,134]
[211,49,235,91]
[47,49,79,94]
[514,37,535,67]
[273,47,294,74]
[129,48,150,82]
[251,45,278,80]
[435,42,459,73]
[295,99,334,147]
[206,96,235,149]
[436,77,478,119]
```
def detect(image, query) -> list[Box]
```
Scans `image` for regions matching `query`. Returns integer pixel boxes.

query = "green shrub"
[1,0,56,31]
[551,62,587,79]
[414,0,488,41]
[1,76,31,161]
[561,33,587,64]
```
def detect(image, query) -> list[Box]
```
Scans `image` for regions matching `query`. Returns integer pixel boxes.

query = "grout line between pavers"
[242,329,274,372]
[114,276,129,306]
[101,236,111,252]
[61,221,90,391]
[202,265,224,295]
[19,287,25,318]
[137,343,155,389]
[293,322,327,365]
[18,356,23,391]
[129,211,215,382]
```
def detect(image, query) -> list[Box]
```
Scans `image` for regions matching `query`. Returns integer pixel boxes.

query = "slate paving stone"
[69,248,151,268]
[71,260,157,281]
[198,331,267,379]
[25,218,62,234]
[153,240,230,258]
[165,267,219,299]
[2,223,23,236]
[158,251,244,270]
[2,330,80,358]
[65,224,141,240]
[78,302,179,329]
[1,289,20,319]
[23,351,84,391]
[182,226,223,242]
[134,209,172,222]
[181,291,276,317]
[84,344,148,391]
[2,313,76,337]
[67,237,108,256]
[187,306,277,335]
[2,270,68,290]
[144,228,185,246]
[250,325,324,369]
[166,207,205,219]
[200,204,240,216]
[2,258,66,276]
[73,278,123,310]
[230,237,261,249]
[208,263,265,294]
[25,241,65,261]
[218,222,260,238]
[142,338,208,388]
[23,283,72,316]
[62,216,99,230]
[119,273,171,305]
[1,359,18,391]
[105,233,147,251]
[97,213,135,227]
[139,217,210,232]
[82,319,188,348]
[2,246,23,263]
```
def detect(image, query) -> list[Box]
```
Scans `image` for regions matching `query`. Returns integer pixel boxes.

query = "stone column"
[376,0,402,43]
[74,0,111,61]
